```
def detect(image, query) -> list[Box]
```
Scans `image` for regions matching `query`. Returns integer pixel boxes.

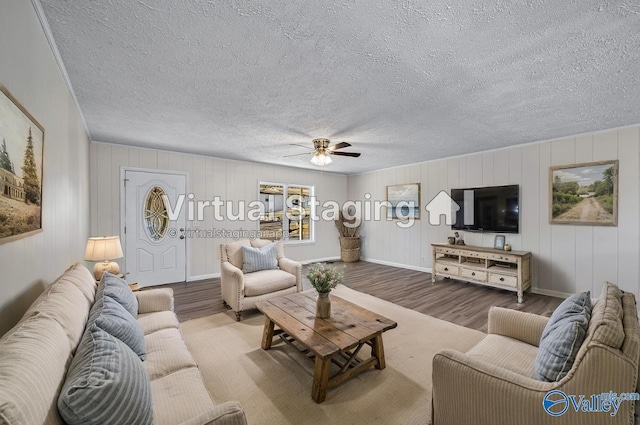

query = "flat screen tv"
[451,185,519,233]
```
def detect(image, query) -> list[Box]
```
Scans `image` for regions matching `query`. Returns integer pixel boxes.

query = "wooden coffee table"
[256,292,397,403]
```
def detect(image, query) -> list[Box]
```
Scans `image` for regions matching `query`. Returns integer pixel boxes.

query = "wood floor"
[156,261,563,332]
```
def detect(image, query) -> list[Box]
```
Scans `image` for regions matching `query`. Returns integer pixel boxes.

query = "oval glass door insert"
[144,186,169,241]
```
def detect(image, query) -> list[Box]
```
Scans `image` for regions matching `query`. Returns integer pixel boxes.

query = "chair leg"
[235,311,241,321]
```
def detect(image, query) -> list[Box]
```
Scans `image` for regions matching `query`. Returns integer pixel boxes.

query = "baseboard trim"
[300,257,342,265]
[361,257,432,274]
[530,287,572,299]
[187,273,220,282]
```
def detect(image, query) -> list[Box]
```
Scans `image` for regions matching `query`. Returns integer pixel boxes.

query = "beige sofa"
[220,239,302,321]
[432,282,640,425]
[0,263,246,425]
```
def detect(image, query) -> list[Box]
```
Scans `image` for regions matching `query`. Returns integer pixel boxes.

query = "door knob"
[180,235,185,239]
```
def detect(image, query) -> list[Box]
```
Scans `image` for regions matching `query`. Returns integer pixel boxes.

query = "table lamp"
[84,236,124,281]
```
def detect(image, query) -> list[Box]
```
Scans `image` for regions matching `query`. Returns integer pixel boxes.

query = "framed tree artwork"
[549,160,618,226]
[0,85,44,244]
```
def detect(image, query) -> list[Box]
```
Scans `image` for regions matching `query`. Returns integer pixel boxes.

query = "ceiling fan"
[285,138,361,166]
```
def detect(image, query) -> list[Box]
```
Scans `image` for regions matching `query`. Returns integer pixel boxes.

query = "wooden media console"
[431,243,531,303]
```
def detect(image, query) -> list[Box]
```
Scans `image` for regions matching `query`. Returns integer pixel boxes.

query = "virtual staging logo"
[543,390,640,417]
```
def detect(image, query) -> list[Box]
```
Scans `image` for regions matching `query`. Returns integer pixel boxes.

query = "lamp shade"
[84,236,124,261]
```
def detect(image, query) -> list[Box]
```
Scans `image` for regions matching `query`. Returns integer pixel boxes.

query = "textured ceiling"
[39,0,640,174]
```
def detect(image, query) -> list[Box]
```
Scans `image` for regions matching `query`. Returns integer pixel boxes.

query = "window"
[144,186,170,241]
[259,182,313,243]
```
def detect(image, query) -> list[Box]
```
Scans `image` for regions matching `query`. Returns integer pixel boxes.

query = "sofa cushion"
[138,310,180,335]
[91,294,146,360]
[143,328,198,381]
[244,269,297,297]
[241,242,278,273]
[588,282,625,349]
[534,291,591,382]
[20,274,93,351]
[0,315,70,425]
[224,239,251,269]
[58,323,153,425]
[150,367,216,425]
[58,263,98,302]
[467,334,539,378]
[100,272,138,317]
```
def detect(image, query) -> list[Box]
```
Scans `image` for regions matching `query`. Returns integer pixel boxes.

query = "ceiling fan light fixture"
[310,152,332,166]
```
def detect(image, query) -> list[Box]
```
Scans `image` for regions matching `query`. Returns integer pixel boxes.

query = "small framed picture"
[494,235,505,250]
[386,183,421,220]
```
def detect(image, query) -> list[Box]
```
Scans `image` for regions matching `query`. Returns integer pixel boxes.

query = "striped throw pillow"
[100,273,138,317]
[534,291,591,382]
[241,242,278,273]
[92,294,146,360]
[58,323,153,425]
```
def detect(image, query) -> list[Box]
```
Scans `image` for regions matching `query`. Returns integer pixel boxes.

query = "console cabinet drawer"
[489,273,518,287]
[460,268,487,282]
[435,262,459,276]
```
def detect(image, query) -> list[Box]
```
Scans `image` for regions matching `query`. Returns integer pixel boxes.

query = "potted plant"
[335,208,361,262]
[306,263,343,318]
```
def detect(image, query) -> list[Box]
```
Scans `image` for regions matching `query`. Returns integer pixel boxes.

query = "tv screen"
[451,185,519,233]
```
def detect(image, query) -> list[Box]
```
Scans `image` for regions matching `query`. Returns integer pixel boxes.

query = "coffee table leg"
[312,356,331,403]
[372,334,386,370]
[261,317,275,350]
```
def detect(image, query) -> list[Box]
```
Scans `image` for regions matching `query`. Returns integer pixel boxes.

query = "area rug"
[180,285,485,425]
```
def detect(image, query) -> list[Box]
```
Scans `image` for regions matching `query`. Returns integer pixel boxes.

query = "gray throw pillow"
[534,291,591,382]
[100,272,138,317]
[58,324,153,425]
[92,294,146,360]
[242,242,278,273]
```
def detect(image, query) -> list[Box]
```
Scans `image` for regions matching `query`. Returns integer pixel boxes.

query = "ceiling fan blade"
[283,152,312,158]
[328,142,351,151]
[332,151,361,158]
[289,143,313,150]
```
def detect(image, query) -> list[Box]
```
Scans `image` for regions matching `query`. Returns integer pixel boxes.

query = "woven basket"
[339,237,361,262]
[339,237,361,250]
[341,247,360,263]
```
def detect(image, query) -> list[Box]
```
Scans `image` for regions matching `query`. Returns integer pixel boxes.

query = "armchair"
[432,282,640,425]
[220,239,302,321]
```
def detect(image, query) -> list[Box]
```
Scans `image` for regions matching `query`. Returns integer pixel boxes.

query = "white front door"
[123,170,187,287]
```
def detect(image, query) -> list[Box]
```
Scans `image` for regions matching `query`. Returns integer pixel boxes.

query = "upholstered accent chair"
[431,282,640,425]
[220,239,302,321]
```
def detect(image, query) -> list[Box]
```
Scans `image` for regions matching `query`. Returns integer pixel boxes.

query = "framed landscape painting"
[387,183,420,220]
[549,160,618,226]
[0,85,44,244]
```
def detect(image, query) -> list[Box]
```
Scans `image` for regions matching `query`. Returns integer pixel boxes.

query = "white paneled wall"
[0,1,91,335]
[348,126,640,298]
[90,143,348,280]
